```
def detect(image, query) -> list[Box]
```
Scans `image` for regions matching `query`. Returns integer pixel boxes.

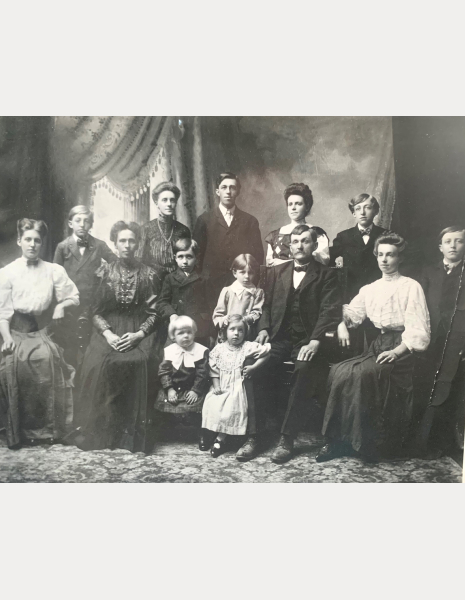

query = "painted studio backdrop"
[0,116,396,259]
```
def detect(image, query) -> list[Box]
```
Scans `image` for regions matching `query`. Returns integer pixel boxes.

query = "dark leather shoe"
[271,435,294,464]
[211,438,226,458]
[316,443,345,463]
[199,430,210,451]
[236,436,259,462]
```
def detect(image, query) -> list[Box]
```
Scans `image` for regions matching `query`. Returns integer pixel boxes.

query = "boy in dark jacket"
[330,193,386,353]
[53,205,116,366]
[157,237,212,347]
[417,226,465,457]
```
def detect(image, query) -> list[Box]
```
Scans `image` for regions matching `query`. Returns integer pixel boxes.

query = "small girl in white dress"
[212,254,264,341]
[202,314,270,457]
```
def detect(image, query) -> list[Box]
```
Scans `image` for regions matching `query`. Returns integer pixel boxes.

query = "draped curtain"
[50,116,397,246]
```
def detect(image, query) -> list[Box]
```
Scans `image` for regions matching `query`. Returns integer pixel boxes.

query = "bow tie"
[77,238,89,248]
[444,263,457,275]
[360,228,372,236]
[294,263,309,273]
[26,259,39,267]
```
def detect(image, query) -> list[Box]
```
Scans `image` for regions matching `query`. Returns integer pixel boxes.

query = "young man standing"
[417,226,465,457]
[193,172,264,309]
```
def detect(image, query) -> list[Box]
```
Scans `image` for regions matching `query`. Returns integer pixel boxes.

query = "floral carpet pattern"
[0,430,462,483]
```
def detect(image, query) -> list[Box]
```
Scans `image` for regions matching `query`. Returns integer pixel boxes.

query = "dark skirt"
[322,330,415,453]
[0,314,74,448]
[78,322,163,453]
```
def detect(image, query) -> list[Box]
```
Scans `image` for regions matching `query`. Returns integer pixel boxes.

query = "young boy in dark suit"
[53,205,117,366]
[417,226,465,457]
[330,193,386,353]
[156,237,212,347]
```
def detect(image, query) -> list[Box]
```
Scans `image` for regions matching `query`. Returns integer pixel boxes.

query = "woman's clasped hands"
[103,329,145,352]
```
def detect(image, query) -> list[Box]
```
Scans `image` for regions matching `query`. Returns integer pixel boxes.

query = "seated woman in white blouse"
[317,232,431,462]
[265,183,330,267]
[0,219,79,449]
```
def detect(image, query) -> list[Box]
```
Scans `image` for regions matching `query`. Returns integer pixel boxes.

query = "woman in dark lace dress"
[265,183,330,267]
[136,182,191,278]
[76,221,164,453]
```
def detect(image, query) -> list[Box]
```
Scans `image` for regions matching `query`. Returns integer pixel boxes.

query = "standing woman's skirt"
[0,323,75,448]
[322,330,415,454]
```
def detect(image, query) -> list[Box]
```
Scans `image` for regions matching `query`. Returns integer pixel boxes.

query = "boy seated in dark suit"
[417,226,465,458]
[53,205,117,366]
[330,193,386,353]
[156,238,212,347]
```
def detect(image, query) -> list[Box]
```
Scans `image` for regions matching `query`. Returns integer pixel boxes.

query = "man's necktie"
[77,238,89,248]
[294,264,309,273]
[360,228,371,237]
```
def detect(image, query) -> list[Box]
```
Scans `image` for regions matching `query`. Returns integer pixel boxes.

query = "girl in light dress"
[212,254,264,341]
[202,314,270,458]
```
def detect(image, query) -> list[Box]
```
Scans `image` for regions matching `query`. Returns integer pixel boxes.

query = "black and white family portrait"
[0,116,463,483]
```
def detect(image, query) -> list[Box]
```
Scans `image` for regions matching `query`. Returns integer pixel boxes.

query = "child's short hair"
[173,237,198,256]
[438,226,465,245]
[348,193,380,215]
[230,253,259,274]
[216,172,241,193]
[152,181,181,203]
[284,183,313,216]
[68,205,94,226]
[221,314,249,340]
[169,315,197,340]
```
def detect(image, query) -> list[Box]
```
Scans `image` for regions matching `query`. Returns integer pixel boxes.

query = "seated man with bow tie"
[53,205,117,367]
[254,225,341,464]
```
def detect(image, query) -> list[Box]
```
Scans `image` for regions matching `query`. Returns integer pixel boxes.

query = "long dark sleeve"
[101,242,117,264]
[309,269,342,341]
[193,215,207,272]
[329,232,344,266]
[250,218,264,265]
[191,350,210,395]
[157,275,176,319]
[53,243,65,266]
[258,267,275,332]
[158,359,175,390]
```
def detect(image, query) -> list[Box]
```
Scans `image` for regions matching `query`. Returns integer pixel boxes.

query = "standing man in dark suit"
[417,226,465,457]
[247,225,341,464]
[330,193,386,353]
[54,205,117,366]
[193,172,264,311]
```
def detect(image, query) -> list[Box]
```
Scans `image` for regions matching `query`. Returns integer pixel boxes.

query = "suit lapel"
[278,262,294,302]
[76,235,95,272]
[299,261,319,292]
[68,236,82,262]
[351,226,366,248]
[214,203,229,229]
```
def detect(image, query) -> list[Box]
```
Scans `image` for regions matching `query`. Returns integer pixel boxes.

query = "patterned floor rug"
[0,430,462,483]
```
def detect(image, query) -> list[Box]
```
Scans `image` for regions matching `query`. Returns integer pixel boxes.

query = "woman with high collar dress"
[76,221,164,453]
[317,232,431,462]
[0,219,79,449]
[135,182,191,280]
